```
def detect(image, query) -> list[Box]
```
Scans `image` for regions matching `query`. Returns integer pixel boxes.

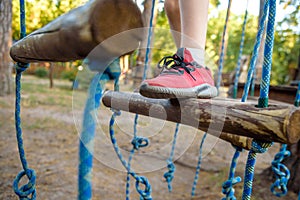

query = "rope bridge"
[10,0,299,199]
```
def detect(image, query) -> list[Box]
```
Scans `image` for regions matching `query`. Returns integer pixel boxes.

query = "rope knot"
[131,137,149,150]
[16,62,29,73]
[270,144,291,197]
[111,109,121,116]
[251,140,273,153]
[13,168,36,200]
[270,163,290,197]
[135,176,152,200]
[163,161,176,192]
[222,176,242,200]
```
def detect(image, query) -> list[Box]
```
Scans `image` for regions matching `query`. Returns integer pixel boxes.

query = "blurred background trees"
[0,0,298,90]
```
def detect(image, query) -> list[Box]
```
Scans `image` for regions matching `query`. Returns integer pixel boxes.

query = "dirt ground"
[0,75,298,200]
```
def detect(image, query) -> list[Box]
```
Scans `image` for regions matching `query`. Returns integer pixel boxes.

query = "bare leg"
[164,0,181,48]
[179,0,209,49]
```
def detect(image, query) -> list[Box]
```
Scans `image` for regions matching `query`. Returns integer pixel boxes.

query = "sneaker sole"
[139,83,218,99]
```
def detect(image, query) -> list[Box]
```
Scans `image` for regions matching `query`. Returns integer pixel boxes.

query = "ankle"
[185,47,205,66]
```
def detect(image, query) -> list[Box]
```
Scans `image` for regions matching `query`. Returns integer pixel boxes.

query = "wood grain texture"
[10,0,144,63]
[102,91,300,145]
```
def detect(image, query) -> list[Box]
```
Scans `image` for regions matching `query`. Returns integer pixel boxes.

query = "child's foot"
[139,48,217,99]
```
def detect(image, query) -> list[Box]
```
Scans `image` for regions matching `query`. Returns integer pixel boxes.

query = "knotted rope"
[163,123,180,192]
[222,146,243,200]
[242,140,273,200]
[270,144,291,197]
[191,132,208,197]
[13,1,37,199]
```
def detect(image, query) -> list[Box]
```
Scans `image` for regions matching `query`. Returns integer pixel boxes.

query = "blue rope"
[142,0,156,81]
[191,132,208,197]
[258,0,276,108]
[242,140,273,200]
[233,1,249,99]
[125,114,149,200]
[78,59,121,200]
[217,0,232,91]
[222,146,243,200]
[14,65,36,200]
[78,74,107,200]
[13,1,37,199]
[241,0,270,102]
[19,0,26,39]
[250,69,256,97]
[125,0,156,198]
[110,112,152,200]
[270,144,291,197]
[163,123,180,192]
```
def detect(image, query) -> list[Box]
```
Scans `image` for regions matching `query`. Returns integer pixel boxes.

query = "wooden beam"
[102,91,300,145]
[10,0,144,63]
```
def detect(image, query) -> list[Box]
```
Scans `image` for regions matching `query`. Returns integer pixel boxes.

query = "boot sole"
[139,83,218,99]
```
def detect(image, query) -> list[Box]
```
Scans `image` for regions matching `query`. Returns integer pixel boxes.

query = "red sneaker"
[139,48,217,99]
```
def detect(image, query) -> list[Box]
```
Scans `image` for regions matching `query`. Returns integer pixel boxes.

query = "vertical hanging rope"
[125,1,156,198]
[250,69,257,97]
[233,1,249,99]
[241,0,270,102]
[241,1,276,199]
[257,0,276,108]
[221,146,243,200]
[142,0,156,81]
[216,0,232,90]
[125,114,149,200]
[109,111,152,200]
[191,132,208,197]
[78,59,121,200]
[13,0,37,199]
[163,123,180,192]
[242,140,273,200]
[78,73,107,200]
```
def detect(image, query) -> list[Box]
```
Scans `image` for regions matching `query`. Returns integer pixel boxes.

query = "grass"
[18,75,84,109]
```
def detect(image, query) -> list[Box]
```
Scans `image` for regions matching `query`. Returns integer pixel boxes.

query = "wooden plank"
[10,0,144,63]
[102,91,300,144]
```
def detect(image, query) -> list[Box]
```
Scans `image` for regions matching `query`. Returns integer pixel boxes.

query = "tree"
[0,0,13,96]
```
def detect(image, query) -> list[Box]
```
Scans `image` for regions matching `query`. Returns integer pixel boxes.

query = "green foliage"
[11,0,299,85]
[61,70,77,81]
[34,67,48,78]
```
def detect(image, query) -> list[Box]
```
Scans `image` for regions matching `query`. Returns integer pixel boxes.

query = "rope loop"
[222,176,242,200]
[163,161,176,192]
[251,140,273,153]
[270,144,291,197]
[131,137,149,150]
[270,163,290,197]
[13,168,36,199]
[16,62,29,73]
[135,176,152,200]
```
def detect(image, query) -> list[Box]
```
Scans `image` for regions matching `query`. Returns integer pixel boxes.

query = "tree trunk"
[132,0,158,88]
[0,0,13,96]
[49,62,54,88]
